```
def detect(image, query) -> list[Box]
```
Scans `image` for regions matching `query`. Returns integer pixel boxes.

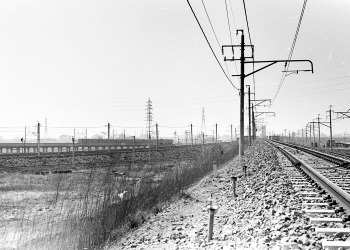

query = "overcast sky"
[0,0,349,140]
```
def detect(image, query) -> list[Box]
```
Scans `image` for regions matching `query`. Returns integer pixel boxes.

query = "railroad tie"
[321,240,350,250]
[309,217,343,224]
[315,227,350,235]
[300,191,319,196]
[303,197,324,201]
[302,202,329,207]
[302,209,335,214]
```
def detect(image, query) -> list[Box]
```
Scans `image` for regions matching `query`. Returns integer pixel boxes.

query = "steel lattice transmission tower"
[145,98,153,140]
[201,107,206,136]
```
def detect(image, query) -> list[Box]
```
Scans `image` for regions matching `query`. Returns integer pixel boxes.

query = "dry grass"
[0,143,239,250]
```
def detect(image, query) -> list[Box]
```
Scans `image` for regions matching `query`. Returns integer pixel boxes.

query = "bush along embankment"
[59,143,239,249]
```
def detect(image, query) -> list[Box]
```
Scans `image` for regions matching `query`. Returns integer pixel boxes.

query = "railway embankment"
[0,144,225,174]
[106,140,350,250]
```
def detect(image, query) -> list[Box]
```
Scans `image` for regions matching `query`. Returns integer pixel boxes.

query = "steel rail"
[271,140,350,167]
[267,140,350,214]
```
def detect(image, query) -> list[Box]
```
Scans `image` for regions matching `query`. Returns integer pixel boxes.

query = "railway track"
[267,139,350,249]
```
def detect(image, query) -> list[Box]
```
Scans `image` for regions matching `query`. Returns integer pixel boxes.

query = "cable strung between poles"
[272,0,308,105]
[187,0,238,91]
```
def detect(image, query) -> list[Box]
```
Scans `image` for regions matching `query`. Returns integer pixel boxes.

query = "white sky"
[0,0,349,140]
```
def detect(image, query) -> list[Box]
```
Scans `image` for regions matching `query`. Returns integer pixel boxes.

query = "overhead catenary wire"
[200,0,236,82]
[186,0,238,91]
[242,0,257,110]
[272,0,308,104]
[223,0,239,75]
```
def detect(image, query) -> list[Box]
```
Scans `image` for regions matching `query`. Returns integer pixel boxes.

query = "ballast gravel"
[105,141,350,250]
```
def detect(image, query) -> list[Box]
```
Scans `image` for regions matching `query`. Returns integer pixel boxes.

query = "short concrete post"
[213,161,217,177]
[243,165,247,178]
[231,176,237,197]
[207,194,218,241]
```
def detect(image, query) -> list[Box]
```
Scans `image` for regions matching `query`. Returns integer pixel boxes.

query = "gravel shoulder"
[104,141,345,250]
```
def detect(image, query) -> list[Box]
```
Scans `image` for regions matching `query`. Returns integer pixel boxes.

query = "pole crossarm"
[251,99,271,107]
[335,111,350,119]
[255,111,275,118]
[244,59,314,78]
[222,45,254,61]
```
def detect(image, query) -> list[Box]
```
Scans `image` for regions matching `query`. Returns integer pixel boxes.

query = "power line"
[242,0,252,45]
[224,0,233,44]
[242,0,256,104]
[223,0,239,75]
[187,0,238,91]
[201,0,236,84]
[272,0,308,104]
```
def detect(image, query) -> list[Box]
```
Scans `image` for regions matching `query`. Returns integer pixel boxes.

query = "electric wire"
[242,0,257,113]
[272,0,308,104]
[187,0,238,91]
[223,0,239,75]
[242,0,252,45]
[200,0,236,87]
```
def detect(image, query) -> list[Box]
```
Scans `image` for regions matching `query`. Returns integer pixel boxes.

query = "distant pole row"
[281,105,350,152]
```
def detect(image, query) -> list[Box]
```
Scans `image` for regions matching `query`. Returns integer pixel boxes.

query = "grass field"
[0,143,239,250]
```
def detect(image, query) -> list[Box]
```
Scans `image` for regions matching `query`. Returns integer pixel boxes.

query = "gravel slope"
[104,141,350,250]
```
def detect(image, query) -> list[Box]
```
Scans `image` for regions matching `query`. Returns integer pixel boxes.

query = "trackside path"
[105,141,328,250]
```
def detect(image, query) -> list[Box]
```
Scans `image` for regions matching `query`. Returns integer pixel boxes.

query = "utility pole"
[309,123,311,146]
[133,136,136,162]
[246,85,251,146]
[215,123,218,144]
[72,136,75,167]
[251,103,255,141]
[107,122,110,153]
[156,123,159,150]
[202,132,205,154]
[37,122,40,156]
[326,106,333,151]
[222,30,313,164]
[191,123,193,147]
[289,130,290,141]
[239,30,245,161]
[312,119,316,147]
[24,126,27,153]
[230,124,233,143]
[302,128,304,146]
[305,125,308,145]
[317,114,321,148]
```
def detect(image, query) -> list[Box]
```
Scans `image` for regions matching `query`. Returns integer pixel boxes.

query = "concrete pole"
[107,122,110,153]
[215,123,217,144]
[247,85,251,146]
[238,30,245,165]
[309,124,311,146]
[37,122,40,156]
[133,136,136,162]
[191,124,193,147]
[317,114,321,148]
[313,120,316,147]
[24,126,27,153]
[329,106,333,151]
[252,103,255,140]
[302,128,304,146]
[231,124,233,143]
[72,137,75,167]
[156,123,159,150]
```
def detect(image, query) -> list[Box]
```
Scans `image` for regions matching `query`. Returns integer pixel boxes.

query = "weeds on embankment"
[0,143,238,250]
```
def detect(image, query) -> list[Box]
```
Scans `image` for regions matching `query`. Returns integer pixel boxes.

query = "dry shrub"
[1,143,239,250]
